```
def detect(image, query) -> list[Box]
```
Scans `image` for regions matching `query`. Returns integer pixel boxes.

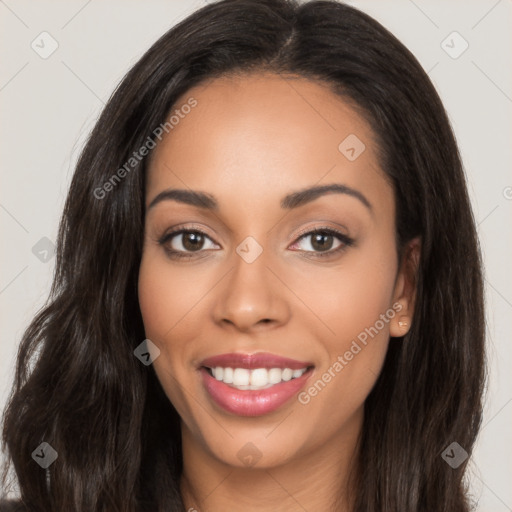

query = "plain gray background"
[1,0,511,509]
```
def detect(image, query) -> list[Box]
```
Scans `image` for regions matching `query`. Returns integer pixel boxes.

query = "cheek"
[137,252,201,382]
[295,241,397,416]
[137,252,202,416]
[137,250,210,343]
[296,247,397,345]
[138,256,174,342]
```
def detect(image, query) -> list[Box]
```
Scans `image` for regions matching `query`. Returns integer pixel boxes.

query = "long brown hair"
[1,1,485,510]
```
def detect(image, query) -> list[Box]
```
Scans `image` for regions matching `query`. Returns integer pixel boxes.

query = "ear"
[389,237,421,338]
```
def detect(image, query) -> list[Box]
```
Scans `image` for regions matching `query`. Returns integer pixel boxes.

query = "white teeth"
[233,368,250,386]
[282,368,293,381]
[208,366,308,390]
[223,367,233,383]
[250,368,268,387]
[268,368,282,384]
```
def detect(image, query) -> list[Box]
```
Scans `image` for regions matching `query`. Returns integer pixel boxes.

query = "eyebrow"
[147,183,372,212]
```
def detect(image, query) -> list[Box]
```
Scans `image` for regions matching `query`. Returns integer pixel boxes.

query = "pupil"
[183,232,203,251]
[311,233,333,251]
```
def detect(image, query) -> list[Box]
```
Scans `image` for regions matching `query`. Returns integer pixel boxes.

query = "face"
[138,72,414,470]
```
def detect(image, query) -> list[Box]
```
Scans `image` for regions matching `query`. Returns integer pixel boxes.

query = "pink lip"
[200,352,313,370]
[200,367,314,416]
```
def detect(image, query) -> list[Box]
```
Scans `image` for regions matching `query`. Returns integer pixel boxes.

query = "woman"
[1,0,485,510]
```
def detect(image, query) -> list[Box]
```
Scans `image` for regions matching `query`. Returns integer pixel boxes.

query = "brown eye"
[159,229,219,258]
[289,227,354,258]
[309,232,335,252]
[181,231,206,251]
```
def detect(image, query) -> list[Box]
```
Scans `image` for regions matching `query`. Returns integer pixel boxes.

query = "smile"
[204,366,309,390]
[198,352,315,416]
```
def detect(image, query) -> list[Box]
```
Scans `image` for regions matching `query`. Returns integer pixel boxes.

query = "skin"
[138,72,418,511]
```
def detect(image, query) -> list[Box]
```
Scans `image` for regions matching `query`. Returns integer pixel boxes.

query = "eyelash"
[158,225,354,260]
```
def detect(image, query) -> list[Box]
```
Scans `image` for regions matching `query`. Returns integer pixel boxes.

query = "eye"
[158,228,219,259]
[289,227,354,257]
[158,225,354,260]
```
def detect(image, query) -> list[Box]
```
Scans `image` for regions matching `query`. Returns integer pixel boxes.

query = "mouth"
[202,365,312,390]
[198,352,315,416]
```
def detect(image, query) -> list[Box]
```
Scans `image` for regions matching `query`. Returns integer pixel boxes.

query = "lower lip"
[200,367,313,417]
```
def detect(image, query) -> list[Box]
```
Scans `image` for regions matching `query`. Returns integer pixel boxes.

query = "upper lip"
[200,352,314,370]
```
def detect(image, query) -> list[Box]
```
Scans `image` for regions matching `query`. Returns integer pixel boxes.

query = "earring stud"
[398,320,408,328]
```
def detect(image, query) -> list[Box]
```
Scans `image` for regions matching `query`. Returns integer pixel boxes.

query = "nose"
[212,245,291,333]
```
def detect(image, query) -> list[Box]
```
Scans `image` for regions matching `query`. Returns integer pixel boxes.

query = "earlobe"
[390,301,412,337]
[390,237,421,338]
[390,315,411,337]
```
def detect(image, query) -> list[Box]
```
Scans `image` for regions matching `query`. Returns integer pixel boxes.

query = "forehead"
[146,72,391,214]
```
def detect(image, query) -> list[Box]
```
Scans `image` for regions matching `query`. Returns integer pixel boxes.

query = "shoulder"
[0,500,29,512]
